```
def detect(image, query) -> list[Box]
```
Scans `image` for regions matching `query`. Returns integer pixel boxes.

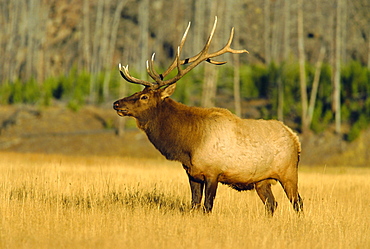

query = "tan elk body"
[114,17,303,215]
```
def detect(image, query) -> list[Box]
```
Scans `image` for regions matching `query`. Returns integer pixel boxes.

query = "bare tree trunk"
[25,0,34,80]
[201,64,218,108]
[306,0,326,128]
[271,0,283,63]
[223,0,232,63]
[368,26,370,70]
[16,2,25,80]
[14,0,47,83]
[277,72,284,121]
[264,0,271,64]
[192,0,206,68]
[333,0,342,134]
[82,0,91,71]
[283,0,291,61]
[341,0,347,64]
[102,0,126,101]
[98,0,111,101]
[89,0,105,104]
[276,0,285,120]
[307,44,326,126]
[201,2,218,108]
[3,2,20,82]
[297,0,309,134]
[232,1,242,117]
[233,55,241,117]
[139,0,149,80]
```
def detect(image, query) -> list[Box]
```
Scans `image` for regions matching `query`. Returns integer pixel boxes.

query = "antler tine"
[160,21,191,79]
[226,27,249,54]
[146,53,161,83]
[201,16,218,55]
[176,46,182,73]
[180,21,191,50]
[209,27,249,57]
[119,63,154,88]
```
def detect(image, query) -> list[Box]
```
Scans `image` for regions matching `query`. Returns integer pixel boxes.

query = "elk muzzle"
[113,100,130,116]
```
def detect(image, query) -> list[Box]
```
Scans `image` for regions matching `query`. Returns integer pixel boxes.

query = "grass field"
[0,152,369,249]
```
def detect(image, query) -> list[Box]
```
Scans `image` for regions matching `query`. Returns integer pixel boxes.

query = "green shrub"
[240,64,259,98]
[23,78,41,104]
[280,62,300,119]
[342,60,369,99]
[0,81,12,104]
[9,79,23,104]
[42,77,59,106]
[67,100,81,112]
[251,64,269,98]
[311,102,333,133]
[347,115,368,142]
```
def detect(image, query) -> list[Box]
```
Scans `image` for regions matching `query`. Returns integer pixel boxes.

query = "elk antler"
[119,16,249,89]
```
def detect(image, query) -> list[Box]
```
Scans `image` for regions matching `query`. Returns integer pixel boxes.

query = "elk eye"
[140,95,148,100]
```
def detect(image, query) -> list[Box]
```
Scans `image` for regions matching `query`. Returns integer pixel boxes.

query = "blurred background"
[0,0,369,166]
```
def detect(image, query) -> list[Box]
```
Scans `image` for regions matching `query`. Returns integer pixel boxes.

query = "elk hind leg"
[255,180,278,216]
[280,178,303,213]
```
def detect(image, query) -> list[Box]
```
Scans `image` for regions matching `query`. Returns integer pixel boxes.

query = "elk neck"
[136,97,205,164]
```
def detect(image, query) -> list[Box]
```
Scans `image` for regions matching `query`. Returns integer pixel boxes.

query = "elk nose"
[113,101,120,110]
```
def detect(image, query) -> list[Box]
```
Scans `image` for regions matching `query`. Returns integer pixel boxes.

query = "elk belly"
[192,132,276,184]
[220,149,276,184]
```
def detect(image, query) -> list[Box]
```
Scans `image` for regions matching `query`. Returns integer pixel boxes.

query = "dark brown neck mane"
[135,98,206,165]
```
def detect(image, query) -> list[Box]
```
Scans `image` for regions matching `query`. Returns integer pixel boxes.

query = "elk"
[113,17,303,215]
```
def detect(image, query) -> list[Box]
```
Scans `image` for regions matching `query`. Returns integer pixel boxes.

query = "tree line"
[1,0,369,139]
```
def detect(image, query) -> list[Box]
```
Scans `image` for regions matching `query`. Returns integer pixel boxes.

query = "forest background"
[1,0,370,142]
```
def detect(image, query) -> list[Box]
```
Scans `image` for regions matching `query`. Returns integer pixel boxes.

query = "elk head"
[113,16,249,119]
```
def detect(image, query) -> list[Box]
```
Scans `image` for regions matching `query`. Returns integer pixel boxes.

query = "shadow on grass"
[9,185,190,213]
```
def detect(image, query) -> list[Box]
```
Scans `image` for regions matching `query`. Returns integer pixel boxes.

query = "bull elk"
[113,17,303,215]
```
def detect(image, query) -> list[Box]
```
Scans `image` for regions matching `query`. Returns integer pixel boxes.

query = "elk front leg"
[187,174,204,210]
[204,177,218,213]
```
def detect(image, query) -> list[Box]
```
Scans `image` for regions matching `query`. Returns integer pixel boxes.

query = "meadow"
[0,152,369,249]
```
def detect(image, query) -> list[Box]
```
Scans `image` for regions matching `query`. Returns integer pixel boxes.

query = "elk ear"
[160,83,176,99]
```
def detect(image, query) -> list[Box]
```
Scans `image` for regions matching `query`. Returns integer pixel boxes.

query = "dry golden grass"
[0,152,369,249]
